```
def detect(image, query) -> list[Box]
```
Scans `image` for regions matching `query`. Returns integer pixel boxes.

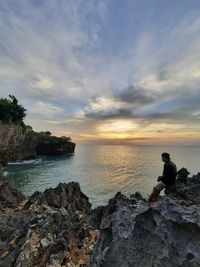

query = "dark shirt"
[161,161,177,186]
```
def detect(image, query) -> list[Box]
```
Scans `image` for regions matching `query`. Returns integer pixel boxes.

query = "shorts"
[154,181,166,191]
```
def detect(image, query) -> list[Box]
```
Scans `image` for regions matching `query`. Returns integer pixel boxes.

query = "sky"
[0,0,200,145]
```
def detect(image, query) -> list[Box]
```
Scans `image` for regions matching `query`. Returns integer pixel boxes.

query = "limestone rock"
[0,124,76,166]
[0,124,37,166]
[90,174,200,267]
[0,172,95,267]
[24,182,91,214]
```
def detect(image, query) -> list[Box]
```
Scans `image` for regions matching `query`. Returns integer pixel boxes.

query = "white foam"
[8,158,42,165]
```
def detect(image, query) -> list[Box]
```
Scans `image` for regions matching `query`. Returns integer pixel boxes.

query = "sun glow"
[98,120,138,133]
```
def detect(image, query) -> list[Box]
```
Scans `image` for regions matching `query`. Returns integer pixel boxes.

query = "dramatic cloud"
[0,0,200,143]
[116,86,155,105]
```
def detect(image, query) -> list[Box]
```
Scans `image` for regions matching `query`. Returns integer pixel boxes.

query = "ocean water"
[6,144,200,207]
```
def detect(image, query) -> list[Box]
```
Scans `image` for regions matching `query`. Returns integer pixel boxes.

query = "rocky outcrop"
[172,172,200,203]
[90,173,200,267]
[0,167,96,267]
[24,182,91,214]
[0,124,37,166]
[35,137,76,156]
[0,123,76,166]
[1,161,200,267]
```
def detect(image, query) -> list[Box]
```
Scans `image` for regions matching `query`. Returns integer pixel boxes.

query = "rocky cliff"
[0,123,76,166]
[0,123,37,166]
[90,174,200,267]
[0,166,96,267]
[35,135,76,156]
[1,164,200,267]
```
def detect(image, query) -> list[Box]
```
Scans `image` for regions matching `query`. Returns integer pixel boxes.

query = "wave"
[8,158,43,165]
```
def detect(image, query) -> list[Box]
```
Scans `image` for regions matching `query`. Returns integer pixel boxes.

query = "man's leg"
[148,187,160,202]
[148,181,166,203]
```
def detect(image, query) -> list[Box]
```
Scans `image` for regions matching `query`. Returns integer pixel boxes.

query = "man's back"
[162,161,177,186]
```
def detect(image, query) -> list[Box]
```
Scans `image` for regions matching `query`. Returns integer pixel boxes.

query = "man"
[148,152,177,203]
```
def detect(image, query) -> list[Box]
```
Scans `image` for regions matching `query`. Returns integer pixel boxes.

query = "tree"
[0,95,26,124]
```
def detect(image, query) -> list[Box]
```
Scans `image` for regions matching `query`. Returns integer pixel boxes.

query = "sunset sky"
[0,0,200,144]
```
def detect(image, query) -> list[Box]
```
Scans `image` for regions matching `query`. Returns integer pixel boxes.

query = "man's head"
[161,152,171,163]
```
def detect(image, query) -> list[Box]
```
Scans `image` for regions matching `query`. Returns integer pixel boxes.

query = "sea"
[5,144,200,207]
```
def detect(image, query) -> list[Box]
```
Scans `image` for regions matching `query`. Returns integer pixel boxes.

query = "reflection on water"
[6,144,200,207]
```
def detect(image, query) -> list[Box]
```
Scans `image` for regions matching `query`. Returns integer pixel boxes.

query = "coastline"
[0,123,76,166]
[1,163,200,266]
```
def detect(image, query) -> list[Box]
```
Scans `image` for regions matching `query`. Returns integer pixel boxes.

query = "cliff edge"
[0,96,75,166]
[1,163,200,267]
[90,173,200,267]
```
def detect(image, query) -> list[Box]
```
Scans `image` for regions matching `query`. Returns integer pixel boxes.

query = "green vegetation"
[0,95,26,124]
[21,124,33,134]
[61,136,71,141]
[36,131,72,143]
[0,95,72,142]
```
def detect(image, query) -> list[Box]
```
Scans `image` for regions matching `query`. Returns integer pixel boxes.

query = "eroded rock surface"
[1,162,200,267]
[90,174,200,267]
[0,167,95,267]
[0,124,37,166]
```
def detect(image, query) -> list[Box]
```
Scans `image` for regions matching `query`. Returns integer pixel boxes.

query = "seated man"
[148,152,177,203]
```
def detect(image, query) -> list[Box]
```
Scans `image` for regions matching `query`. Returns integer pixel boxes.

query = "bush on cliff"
[0,95,26,124]
[36,131,71,143]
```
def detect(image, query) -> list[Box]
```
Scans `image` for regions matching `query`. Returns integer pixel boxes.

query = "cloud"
[115,85,155,104]
[98,120,138,133]
[0,0,200,143]
[32,101,64,115]
[30,75,54,90]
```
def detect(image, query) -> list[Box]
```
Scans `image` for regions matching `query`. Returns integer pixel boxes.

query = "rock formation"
[1,161,200,267]
[90,173,200,267]
[0,124,37,166]
[35,136,76,156]
[0,166,96,267]
[0,124,76,166]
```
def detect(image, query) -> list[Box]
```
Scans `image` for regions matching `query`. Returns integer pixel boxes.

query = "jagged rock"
[25,182,91,213]
[166,172,200,203]
[90,174,200,267]
[0,172,95,267]
[2,161,200,267]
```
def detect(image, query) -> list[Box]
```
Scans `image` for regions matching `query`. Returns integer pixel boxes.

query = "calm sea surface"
[6,144,200,207]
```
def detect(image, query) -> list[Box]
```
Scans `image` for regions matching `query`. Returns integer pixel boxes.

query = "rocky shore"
[1,165,200,267]
[0,166,96,267]
[0,124,76,166]
[90,173,200,267]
